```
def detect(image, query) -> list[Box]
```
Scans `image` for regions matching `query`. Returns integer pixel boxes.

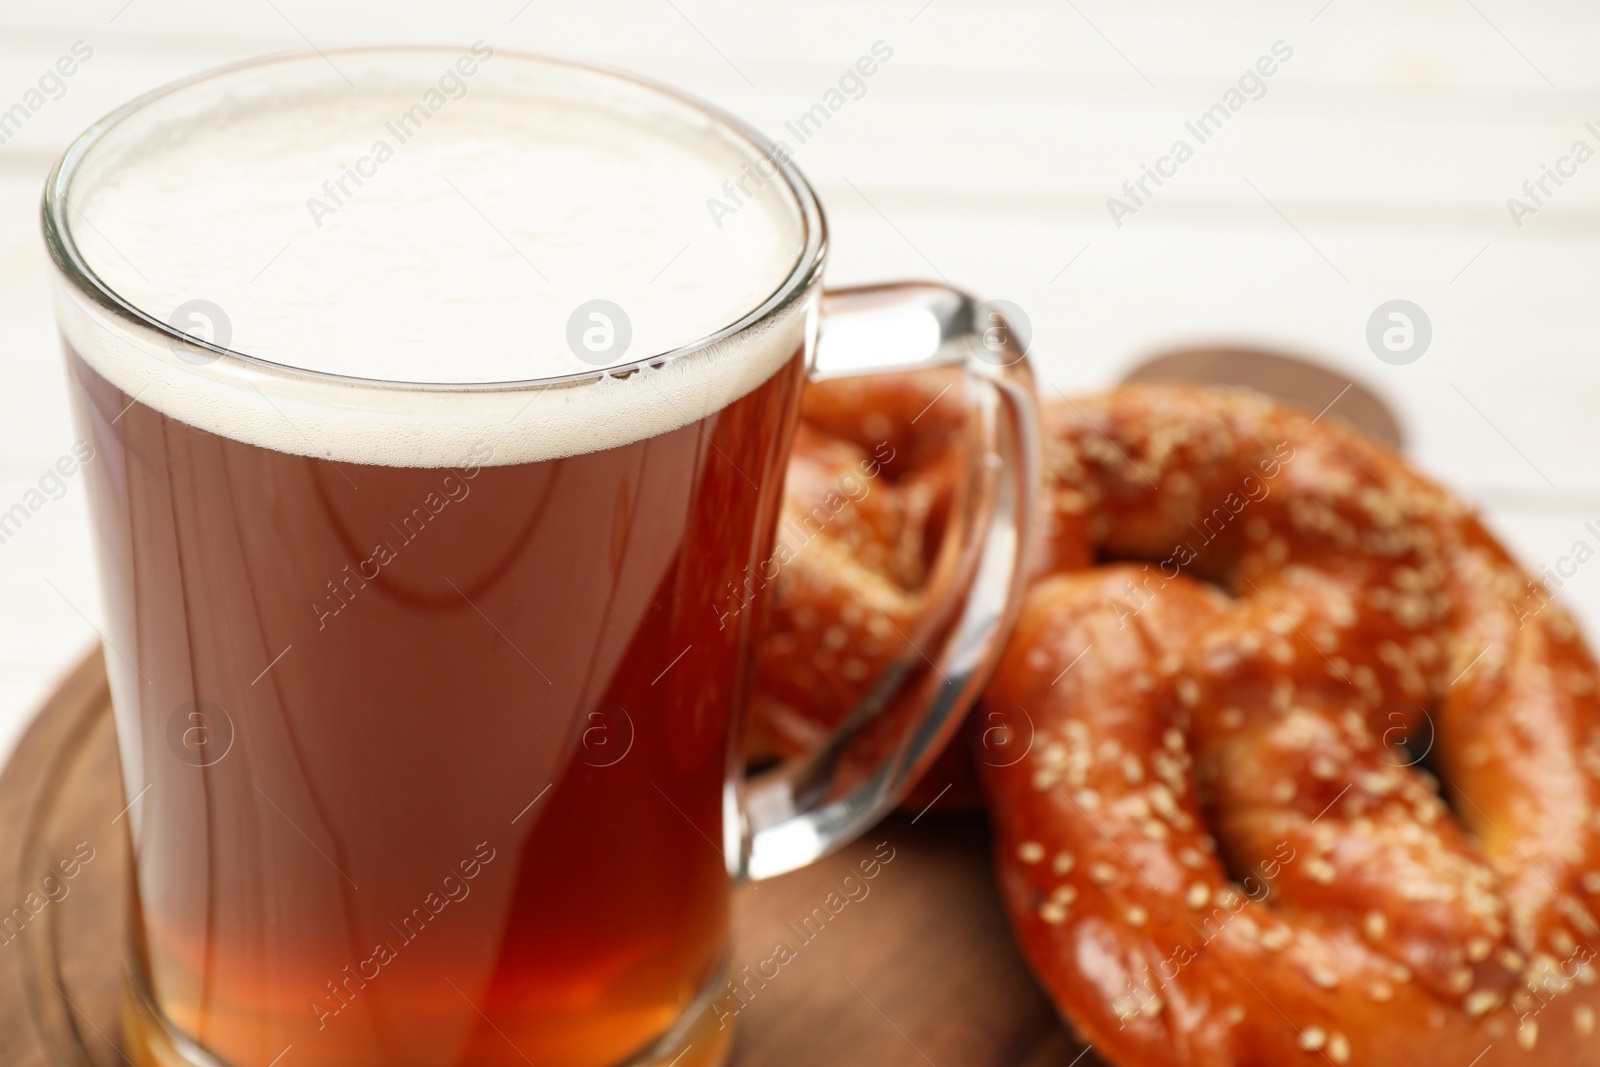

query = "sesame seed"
[1122,754,1145,784]
[1468,937,1493,963]
[1364,911,1387,940]
[1310,967,1340,990]
[1519,1020,1539,1050]
[1306,859,1337,885]
[1464,990,1501,1017]
[1367,983,1394,1003]
[1448,968,1474,995]
[1309,755,1341,780]
[1052,851,1076,875]
[1327,1033,1351,1063]
[1148,784,1181,820]
[1018,841,1045,864]
[1090,862,1118,886]
[1576,1005,1596,1036]
[1187,883,1210,909]
[1126,905,1149,926]
[1299,1026,1327,1051]
[1039,901,1068,925]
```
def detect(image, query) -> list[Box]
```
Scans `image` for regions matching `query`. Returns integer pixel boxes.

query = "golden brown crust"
[984,384,1600,1065]
[745,369,977,812]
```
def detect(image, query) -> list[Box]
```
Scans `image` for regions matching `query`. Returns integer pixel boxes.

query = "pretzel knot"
[745,368,978,805]
[984,385,1600,1065]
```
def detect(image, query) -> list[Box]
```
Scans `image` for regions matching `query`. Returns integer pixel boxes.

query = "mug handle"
[738,282,1040,880]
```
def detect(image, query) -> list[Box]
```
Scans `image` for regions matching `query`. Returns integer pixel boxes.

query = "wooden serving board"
[0,650,1092,1067]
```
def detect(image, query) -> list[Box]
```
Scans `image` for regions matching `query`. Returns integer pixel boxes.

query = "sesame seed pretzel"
[983,385,1600,1065]
[745,367,980,808]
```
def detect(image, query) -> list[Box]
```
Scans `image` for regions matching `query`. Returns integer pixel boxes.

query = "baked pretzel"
[746,368,979,809]
[983,385,1600,1065]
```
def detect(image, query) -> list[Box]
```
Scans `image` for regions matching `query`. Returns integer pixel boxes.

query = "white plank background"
[2,0,1599,761]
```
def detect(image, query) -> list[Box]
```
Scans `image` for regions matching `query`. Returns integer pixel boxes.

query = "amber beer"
[48,46,1035,1067]
[44,42,840,1067]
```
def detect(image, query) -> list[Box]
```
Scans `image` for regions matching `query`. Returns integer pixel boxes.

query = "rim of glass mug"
[40,45,828,395]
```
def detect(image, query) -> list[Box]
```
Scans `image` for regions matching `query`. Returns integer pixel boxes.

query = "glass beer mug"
[42,47,1037,1067]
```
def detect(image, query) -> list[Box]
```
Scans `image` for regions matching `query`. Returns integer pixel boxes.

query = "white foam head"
[51,48,817,466]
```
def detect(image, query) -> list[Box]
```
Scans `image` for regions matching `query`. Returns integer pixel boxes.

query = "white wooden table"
[3,0,1599,762]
